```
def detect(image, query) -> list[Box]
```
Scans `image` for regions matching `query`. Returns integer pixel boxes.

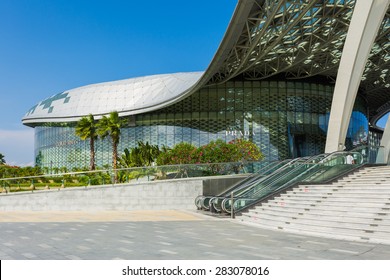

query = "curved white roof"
[23,0,390,126]
[23,72,203,125]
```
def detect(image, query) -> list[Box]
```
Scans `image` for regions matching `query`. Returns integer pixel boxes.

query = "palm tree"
[97,111,124,179]
[118,147,142,168]
[0,153,5,165]
[75,114,97,170]
[138,141,160,166]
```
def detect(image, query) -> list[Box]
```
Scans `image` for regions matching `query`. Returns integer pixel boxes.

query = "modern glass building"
[23,0,390,169]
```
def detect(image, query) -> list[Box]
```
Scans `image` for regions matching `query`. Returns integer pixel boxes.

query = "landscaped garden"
[1,111,264,193]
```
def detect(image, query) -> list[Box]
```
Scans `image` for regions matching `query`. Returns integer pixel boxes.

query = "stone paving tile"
[0,211,390,260]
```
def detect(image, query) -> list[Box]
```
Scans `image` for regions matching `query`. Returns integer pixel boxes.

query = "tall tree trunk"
[90,137,95,170]
[112,139,118,182]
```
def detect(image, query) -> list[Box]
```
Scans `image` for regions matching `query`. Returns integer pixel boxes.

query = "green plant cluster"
[156,139,263,166]
[0,165,42,178]
[118,141,160,168]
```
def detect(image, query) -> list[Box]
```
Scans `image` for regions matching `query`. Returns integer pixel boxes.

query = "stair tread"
[269,200,390,208]
[243,211,390,227]
[263,203,390,212]
[233,165,390,245]
[240,216,390,234]
[278,193,390,199]
[239,220,390,244]
[252,207,390,219]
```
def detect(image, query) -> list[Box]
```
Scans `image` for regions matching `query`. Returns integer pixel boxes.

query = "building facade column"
[325,0,390,153]
[379,114,390,164]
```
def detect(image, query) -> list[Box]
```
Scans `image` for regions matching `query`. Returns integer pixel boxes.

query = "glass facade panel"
[34,79,369,169]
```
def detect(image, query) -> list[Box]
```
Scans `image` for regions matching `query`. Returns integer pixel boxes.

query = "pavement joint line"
[306,240,329,245]
[65,255,82,260]
[217,232,233,236]
[119,248,133,253]
[250,233,269,237]
[248,253,278,259]
[226,238,245,242]
[50,237,63,241]
[287,235,307,239]
[329,248,359,255]
[197,243,214,248]
[348,242,375,247]
[119,239,134,244]
[306,255,323,260]
[77,245,91,251]
[159,249,177,255]
[204,252,224,257]
[21,253,37,259]
[238,244,256,249]
[158,241,173,246]
[284,246,307,252]
[38,244,52,249]
[156,235,169,239]
[189,236,203,240]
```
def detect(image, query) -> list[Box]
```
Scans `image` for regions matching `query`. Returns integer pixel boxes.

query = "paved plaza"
[0,210,389,260]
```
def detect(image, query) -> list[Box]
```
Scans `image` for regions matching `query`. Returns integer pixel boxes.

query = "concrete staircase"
[239,165,390,244]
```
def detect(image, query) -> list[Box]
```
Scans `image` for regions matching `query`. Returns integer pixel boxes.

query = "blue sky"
[0,0,237,165]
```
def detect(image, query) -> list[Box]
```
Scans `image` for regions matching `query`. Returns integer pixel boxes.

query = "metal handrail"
[207,159,296,212]
[0,161,259,182]
[0,161,265,194]
[224,151,366,214]
[220,158,311,213]
[195,160,279,206]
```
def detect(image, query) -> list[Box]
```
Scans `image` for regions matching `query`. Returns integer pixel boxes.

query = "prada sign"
[225,130,255,136]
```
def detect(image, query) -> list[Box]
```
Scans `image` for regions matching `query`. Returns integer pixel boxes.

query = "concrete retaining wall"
[0,175,247,211]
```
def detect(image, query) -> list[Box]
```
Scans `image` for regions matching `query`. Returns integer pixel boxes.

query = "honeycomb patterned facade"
[34,79,369,169]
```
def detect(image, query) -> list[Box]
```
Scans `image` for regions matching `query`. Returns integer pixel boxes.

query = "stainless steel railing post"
[231,192,235,219]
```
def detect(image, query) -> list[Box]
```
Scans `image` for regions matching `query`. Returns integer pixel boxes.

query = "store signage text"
[225,130,255,137]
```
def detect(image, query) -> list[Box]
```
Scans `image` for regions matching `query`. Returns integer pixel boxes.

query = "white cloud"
[0,129,34,166]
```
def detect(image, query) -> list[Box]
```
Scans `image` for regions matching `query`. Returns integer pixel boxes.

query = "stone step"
[269,198,390,209]
[337,181,390,185]
[243,211,390,231]
[287,189,390,196]
[349,170,390,174]
[279,191,390,199]
[250,207,390,223]
[337,182,390,185]
[239,217,390,245]
[263,202,390,214]
[357,167,390,171]
[340,175,390,180]
[236,165,390,245]
[275,196,390,205]
[240,215,390,238]
[287,185,390,193]
[299,184,390,188]
[348,175,390,179]
[263,204,390,216]
[290,189,390,195]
